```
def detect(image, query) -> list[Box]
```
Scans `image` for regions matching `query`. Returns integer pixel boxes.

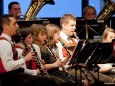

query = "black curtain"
[0,0,3,16]
[82,0,88,18]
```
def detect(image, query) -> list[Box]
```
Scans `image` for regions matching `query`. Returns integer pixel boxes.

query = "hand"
[24,51,35,62]
[82,80,89,86]
[22,48,30,56]
[36,69,41,75]
[63,55,70,65]
[53,59,64,68]
[40,59,45,65]
[36,68,48,75]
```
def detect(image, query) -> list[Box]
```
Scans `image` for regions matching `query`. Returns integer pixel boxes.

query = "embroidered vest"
[61,38,78,58]
[0,37,18,73]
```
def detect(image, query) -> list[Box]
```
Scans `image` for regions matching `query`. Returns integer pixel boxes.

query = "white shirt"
[0,33,25,72]
[16,43,41,75]
[56,31,78,61]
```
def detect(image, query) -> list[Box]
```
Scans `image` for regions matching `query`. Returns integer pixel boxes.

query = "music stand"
[69,41,114,82]
[76,19,105,40]
[70,42,113,65]
[68,40,86,65]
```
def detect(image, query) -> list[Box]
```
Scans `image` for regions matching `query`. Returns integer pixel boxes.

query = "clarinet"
[44,40,76,83]
[17,32,50,77]
[16,32,30,52]
[58,39,72,56]
[31,44,50,77]
[16,32,34,69]
[73,32,80,42]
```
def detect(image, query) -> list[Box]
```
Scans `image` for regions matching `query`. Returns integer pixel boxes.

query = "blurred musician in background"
[102,27,115,43]
[8,1,21,20]
[98,27,115,78]
[83,6,96,20]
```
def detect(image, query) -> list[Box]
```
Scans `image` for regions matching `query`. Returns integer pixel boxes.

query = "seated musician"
[0,14,58,86]
[56,13,115,85]
[98,27,115,78]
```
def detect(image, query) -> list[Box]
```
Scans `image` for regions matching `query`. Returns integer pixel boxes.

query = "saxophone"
[23,0,55,20]
[97,0,115,21]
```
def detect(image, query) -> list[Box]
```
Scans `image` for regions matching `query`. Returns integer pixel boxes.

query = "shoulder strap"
[60,38,77,50]
[0,36,18,60]
[15,44,24,50]
[0,36,8,41]
[0,36,13,46]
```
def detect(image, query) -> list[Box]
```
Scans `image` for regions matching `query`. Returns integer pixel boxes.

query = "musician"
[12,27,42,70]
[83,6,96,20]
[98,27,115,77]
[56,13,115,85]
[0,14,58,86]
[8,1,21,20]
[30,23,81,86]
[102,27,115,43]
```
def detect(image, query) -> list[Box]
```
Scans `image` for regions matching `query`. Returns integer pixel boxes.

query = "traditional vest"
[61,38,78,58]
[15,44,37,70]
[0,37,18,73]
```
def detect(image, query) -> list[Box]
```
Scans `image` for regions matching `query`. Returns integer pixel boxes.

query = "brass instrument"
[97,0,115,21]
[31,44,50,77]
[23,0,54,20]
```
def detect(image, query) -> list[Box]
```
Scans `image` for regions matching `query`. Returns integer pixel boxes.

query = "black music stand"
[69,41,114,83]
[70,42,113,65]
[76,19,105,40]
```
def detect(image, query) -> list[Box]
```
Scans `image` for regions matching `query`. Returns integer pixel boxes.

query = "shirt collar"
[60,31,72,43]
[60,31,68,40]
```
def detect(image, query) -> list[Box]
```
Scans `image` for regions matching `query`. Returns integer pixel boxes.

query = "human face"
[38,32,46,44]
[53,31,60,43]
[63,20,76,37]
[84,9,96,20]
[9,4,21,20]
[25,34,33,45]
[105,32,115,43]
[7,17,19,36]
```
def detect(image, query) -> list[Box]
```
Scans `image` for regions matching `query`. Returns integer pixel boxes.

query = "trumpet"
[31,44,50,77]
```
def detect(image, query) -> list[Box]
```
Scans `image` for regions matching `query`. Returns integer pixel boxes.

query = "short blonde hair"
[60,14,77,27]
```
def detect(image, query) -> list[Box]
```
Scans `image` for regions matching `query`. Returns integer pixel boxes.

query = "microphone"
[17,13,24,17]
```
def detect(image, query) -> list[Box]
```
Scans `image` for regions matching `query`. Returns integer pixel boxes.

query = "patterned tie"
[67,37,70,41]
